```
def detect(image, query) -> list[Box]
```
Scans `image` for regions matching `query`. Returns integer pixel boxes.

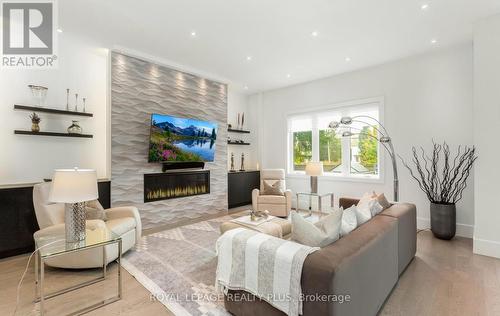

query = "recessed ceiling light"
[421,3,429,10]
[190,31,197,37]
[311,31,319,37]
[244,86,249,90]
[287,74,291,78]
[246,56,252,61]
[431,39,437,44]
[345,57,351,62]
[57,28,63,33]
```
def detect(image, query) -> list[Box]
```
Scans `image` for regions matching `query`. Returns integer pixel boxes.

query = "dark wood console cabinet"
[228,170,260,209]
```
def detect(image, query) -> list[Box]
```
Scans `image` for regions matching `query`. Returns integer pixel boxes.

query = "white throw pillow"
[291,210,342,247]
[355,201,372,225]
[369,199,384,216]
[341,206,358,236]
[357,192,384,217]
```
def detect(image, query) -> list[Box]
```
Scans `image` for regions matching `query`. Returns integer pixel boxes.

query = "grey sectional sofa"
[224,197,417,316]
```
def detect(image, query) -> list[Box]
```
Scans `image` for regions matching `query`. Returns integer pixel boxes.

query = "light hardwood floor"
[1,231,499,316]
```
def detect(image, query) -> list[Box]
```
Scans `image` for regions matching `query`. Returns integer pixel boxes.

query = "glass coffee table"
[296,192,334,217]
[34,226,122,316]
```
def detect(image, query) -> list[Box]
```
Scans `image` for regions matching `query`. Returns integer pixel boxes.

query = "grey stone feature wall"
[111,52,228,230]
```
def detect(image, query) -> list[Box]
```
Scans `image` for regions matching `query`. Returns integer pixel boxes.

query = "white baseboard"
[473,238,500,259]
[417,217,474,238]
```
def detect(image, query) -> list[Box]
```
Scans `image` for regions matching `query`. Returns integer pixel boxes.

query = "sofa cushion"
[106,217,136,236]
[258,195,286,204]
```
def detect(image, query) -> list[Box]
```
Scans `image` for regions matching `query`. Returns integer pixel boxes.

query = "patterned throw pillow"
[374,192,392,210]
[262,180,285,196]
[85,199,106,221]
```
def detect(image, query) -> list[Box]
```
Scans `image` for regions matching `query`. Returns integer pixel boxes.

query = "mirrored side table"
[34,226,122,316]
[296,192,334,217]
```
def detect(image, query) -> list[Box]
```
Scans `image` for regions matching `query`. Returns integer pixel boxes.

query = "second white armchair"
[252,169,292,217]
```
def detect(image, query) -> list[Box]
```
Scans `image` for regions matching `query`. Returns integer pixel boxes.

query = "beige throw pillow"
[85,199,106,221]
[374,192,391,210]
[262,180,285,196]
[291,210,342,247]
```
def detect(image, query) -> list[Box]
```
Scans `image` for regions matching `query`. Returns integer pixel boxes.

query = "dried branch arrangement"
[400,142,477,204]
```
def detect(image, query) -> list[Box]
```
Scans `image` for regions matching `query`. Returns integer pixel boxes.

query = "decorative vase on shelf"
[28,85,48,107]
[30,112,41,132]
[67,121,83,134]
[31,123,40,132]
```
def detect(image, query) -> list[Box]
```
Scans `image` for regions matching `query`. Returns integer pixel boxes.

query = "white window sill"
[286,173,384,184]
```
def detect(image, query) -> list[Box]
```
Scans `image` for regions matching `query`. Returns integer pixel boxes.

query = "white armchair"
[252,169,292,217]
[33,182,142,269]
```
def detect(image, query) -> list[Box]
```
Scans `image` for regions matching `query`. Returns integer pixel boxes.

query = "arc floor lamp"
[329,116,399,202]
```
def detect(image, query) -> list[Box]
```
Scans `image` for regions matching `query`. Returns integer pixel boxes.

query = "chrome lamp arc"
[329,116,399,201]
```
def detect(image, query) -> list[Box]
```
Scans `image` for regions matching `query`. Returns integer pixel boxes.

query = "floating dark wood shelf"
[14,104,93,117]
[228,128,250,134]
[228,141,250,145]
[14,130,93,138]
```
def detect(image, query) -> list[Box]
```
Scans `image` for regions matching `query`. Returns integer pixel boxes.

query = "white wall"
[0,32,248,189]
[0,35,109,186]
[227,89,257,170]
[473,14,500,258]
[250,44,475,237]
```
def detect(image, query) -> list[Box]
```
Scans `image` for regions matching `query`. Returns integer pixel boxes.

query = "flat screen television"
[148,113,218,163]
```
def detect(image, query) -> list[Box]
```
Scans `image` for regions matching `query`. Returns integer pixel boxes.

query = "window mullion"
[312,115,319,162]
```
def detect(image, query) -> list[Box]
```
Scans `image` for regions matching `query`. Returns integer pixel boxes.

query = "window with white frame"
[287,99,382,179]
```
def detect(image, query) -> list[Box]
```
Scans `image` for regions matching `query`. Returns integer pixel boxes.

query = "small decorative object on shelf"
[74,93,79,111]
[237,113,241,130]
[228,123,232,129]
[28,85,48,107]
[82,97,86,113]
[241,112,245,130]
[66,88,70,110]
[230,152,235,172]
[67,120,83,134]
[30,112,41,132]
[240,153,245,171]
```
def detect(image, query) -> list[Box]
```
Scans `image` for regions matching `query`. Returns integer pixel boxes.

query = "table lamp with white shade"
[49,168,98,242]
[305,162,323,193]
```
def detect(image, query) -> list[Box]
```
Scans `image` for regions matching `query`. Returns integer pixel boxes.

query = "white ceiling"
[61,0,500,93]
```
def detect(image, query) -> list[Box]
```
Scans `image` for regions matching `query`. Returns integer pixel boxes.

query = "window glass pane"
[350,126,378,175]
[293,130,312,171]
[319,129,342,173]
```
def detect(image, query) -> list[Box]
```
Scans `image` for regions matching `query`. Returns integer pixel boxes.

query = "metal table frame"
[34,238,122,316]
[296,192,334,217]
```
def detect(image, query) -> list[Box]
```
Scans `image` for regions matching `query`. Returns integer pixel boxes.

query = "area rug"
[122,214,242,316]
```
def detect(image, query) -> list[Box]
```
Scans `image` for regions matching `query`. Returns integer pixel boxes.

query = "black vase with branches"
[400,142,477,239]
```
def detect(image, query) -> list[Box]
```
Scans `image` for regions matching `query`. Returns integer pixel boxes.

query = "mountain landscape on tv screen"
[149,114,218,162]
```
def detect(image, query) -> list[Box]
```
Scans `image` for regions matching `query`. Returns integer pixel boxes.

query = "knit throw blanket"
[215,228,319,316]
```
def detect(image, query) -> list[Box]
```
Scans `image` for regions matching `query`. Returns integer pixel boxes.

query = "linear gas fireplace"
[144,170,210,203]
